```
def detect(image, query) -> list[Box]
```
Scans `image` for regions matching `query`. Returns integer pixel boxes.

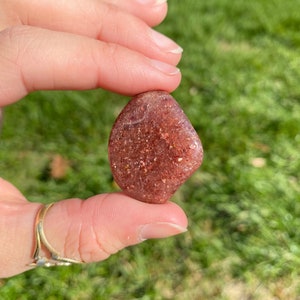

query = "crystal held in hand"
[108,91,203,204]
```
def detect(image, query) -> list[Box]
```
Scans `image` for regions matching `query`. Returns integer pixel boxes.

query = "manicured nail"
[137,0,167,5]
[151,30,183,54]
[150,59,180,75]
[139,222,187,241]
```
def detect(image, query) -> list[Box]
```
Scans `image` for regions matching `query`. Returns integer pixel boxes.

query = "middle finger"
[4,0,181,65]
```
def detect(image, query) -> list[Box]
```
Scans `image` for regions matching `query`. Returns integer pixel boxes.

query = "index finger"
[0,26,181,107]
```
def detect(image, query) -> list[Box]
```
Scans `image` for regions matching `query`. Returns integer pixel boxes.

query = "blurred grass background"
[1,0,300,298]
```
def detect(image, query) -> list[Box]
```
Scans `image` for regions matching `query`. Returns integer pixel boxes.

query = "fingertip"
[89,193,188,231]
[158,200,189,229]
[126,58,182,95]
[110,0,168,27]
[147,1,168,26]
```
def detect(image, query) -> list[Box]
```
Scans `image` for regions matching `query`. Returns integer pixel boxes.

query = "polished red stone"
[108,91,203,204]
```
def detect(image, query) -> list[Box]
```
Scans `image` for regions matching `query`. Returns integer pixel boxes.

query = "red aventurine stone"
[108,91,203,204]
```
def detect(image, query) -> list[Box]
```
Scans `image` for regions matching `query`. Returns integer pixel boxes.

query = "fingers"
[0,191,187,278]
[3,0,167,30]
[42,194,188,263]
[4,0,179,65]
[0,26,181,106]
[0,0,182,107]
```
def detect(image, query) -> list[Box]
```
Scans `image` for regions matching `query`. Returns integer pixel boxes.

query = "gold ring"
[29,203,83,267]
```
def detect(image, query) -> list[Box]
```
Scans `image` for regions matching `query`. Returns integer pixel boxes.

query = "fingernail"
[150,59,180,75]
[155,0,167,4]
[137,0,167,5]
[139,222,187,241]
[151,30,183,54]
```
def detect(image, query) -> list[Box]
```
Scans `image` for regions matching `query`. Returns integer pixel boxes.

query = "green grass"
[1,0,300,298]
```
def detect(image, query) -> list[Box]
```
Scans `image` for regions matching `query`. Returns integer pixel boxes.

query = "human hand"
[0,0,187,278]
[0,0,182,106]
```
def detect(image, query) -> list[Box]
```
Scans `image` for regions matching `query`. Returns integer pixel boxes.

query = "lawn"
[1,0,300,299]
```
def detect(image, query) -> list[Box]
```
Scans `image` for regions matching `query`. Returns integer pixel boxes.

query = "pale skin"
[0,0,188,278]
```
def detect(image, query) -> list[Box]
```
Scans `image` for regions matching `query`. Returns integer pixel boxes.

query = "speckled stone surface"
[108,91,203,204]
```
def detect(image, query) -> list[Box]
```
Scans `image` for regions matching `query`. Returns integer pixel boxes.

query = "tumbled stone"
[108,91,203,204]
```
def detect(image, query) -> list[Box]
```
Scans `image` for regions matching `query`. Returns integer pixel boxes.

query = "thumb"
[42,194,188,263]
[0,182,188,278]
